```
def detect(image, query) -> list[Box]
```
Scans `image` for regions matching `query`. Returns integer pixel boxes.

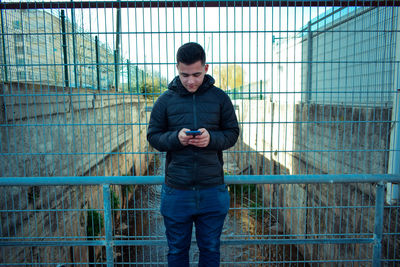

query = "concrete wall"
[270,7,399,106]
[303,7,398,106]
[232,99,397,262]
[0,82,153,264]
[232,99,390,175]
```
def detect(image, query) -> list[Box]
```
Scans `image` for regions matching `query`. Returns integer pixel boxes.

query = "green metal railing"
[1,1,399,265]
[0,175,399,266]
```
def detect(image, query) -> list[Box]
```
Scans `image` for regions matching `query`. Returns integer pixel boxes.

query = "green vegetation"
[213,64,244,90]
[110,189,120,217]
[122,65,168,95]
[140,77,167,99]
[229,184,266,222]
[87,209,104,237]
[123,185,134,194]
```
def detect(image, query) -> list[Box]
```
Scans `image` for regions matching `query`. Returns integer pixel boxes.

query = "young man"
[147,42,239,267]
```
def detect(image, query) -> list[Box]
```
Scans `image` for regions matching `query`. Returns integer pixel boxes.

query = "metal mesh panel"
[0,1,399,266]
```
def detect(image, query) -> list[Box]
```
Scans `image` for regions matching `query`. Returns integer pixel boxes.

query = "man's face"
[177,61,209,93]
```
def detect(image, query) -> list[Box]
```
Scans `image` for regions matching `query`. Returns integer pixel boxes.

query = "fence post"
[95,36,100,90]
[306,21,313,102]
[71,0,78,88]
[373,182,385,267]
[103,184,114,266]
[386,15,400,204]
[127,60,131,92]
[114,50,118,92]
[60,10,69,88]
[114,1,121,92]
[0,9,8,82]
[135,65,139,93]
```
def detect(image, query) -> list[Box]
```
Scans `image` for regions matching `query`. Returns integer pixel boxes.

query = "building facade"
[1,9,115,90]
[271,7,399,106]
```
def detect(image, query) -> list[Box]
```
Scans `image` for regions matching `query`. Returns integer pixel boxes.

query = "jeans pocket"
[217,186,230,214]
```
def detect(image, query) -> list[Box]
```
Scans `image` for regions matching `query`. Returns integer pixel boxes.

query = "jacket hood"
[168,74,215,96]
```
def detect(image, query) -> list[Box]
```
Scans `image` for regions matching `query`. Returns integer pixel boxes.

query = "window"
[16,57,25,65]
[13,20,21,30]
[15,46,24,55]
[17,71,25,79]
[14,34,23,43]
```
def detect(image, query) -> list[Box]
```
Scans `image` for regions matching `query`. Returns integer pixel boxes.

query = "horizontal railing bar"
[0,148,394,156]
[0,238,105,242]
[109,260,372,265]
[220,259,372,264]
[114,238,374,245]
[112,238,373,246]
[0,238,373,247]
[1,0,399,9]
[0,259,373,265]
[0,204,377,213]
[1,29,398,36]
[75,174,400,183]
[0,176,165,185]
[0,174,399,186]
[226,174,400,184]
[0,263,94,266]
[0,90,398,97]
[0,120,395,128]
[2,60,400,66]
[117,205,376,210]
[223,238,374,245]
[0,208,153,212]
[224,233,373,238]
[228,205,376,209]
[0,234,373,243]
[0,232,372,241]
[0,241,106,247]
[0,149,397,156]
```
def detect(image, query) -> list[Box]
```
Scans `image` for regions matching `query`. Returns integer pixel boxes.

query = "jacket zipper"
[193,94,197,187]
[193,94,197,129]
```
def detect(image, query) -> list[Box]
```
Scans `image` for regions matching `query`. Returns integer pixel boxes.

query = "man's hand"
[188,128,210,148]
[178,128,192,146]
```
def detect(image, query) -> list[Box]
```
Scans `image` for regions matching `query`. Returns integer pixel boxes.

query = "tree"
[213,64,244,90]
[140,77,167,99]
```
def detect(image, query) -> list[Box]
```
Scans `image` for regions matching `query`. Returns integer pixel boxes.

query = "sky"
[71,5,330,84]
[4,0,334,84]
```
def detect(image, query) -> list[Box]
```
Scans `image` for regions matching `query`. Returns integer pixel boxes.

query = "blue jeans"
[160,184,230,267]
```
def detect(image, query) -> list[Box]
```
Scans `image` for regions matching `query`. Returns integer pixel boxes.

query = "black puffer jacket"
[147,74,239,190]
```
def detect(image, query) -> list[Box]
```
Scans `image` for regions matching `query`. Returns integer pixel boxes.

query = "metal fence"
[0,175,399,266]
[1,0,400,266]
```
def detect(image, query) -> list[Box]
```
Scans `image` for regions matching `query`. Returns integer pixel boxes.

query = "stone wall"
[0,82,153,264]
[232,99,398,262]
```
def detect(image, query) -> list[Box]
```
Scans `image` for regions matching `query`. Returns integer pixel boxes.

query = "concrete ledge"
[1,83,144,122]
[2,83,71,121]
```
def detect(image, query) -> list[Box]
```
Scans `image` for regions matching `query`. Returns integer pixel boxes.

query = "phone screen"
[185,130,202,136]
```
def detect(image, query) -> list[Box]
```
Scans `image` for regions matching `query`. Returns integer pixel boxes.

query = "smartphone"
[185,130,202,136]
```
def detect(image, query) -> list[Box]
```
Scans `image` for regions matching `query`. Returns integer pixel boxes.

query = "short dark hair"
[176,42,206,65]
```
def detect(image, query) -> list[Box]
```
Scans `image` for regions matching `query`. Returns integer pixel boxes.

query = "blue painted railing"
[1,174,399,266]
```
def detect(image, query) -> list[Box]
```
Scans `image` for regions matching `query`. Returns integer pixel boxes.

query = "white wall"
[305,7,399,106]
[271,36,304,104]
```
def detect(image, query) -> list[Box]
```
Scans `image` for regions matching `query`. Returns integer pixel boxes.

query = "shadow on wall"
[232,99,395,263]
